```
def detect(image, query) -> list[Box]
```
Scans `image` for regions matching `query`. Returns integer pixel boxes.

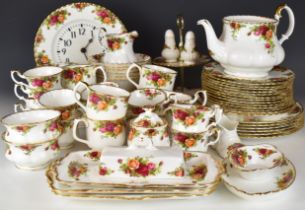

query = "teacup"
[60,64,107,89]
[171,123,221,152]
[14,84,43,110]
[227,143,284,180]
[74,82,130,120]
[73,118,125,149]
[11,66,62,99]
[127,88,167,118]
[1,109,62,144]
[2,133,61,170]
[126,64,177,90]
[39,89,80,149]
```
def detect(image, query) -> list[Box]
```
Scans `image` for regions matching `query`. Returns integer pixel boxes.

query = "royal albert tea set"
[1,2,300,201]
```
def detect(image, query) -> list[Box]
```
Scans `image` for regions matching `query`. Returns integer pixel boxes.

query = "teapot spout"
[197,19,226,63]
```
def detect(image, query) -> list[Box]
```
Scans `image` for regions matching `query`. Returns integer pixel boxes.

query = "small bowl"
[1,109,62,144]
[227,143,284,180]
[2,132,61,170]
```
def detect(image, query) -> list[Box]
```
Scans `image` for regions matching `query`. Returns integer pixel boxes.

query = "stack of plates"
[201,62,295,115]
[46,150,224,200]
[201,62,304,138]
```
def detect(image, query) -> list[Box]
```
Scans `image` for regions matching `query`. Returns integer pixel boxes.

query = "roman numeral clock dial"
[53,22,105,64]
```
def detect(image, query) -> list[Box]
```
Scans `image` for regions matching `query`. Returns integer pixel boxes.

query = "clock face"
[53,21,105,64]
[34,3,126,66]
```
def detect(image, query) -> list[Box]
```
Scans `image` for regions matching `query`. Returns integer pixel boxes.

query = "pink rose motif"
[147,72,161,82]
[265,43,271,48]
[105,122,115,132]
[174,133,187,143]
[64,70,76,79]
[89,93,100,104]
[49,122,58,131]
[136,163,149,177]
[99,127,108,133]
[32,79,44,87]
[255,25,269,36]
[50,15,58,25]
[34,92,43,99]
[173,109,189,120]
[147,162,155,170]
[97,10,109,18]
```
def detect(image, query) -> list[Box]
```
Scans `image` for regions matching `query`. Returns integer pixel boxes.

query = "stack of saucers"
[222,143,296,200]
[201,62,304,138]
[46,150,223,200]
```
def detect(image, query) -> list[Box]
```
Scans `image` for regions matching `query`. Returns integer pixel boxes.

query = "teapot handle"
[126,63,141,88]
[275,4,295,45]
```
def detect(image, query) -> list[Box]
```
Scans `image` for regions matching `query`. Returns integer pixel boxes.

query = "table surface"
[1,96,304,210]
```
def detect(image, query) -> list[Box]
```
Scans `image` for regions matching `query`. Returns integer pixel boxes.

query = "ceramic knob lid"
[132,108,165,128]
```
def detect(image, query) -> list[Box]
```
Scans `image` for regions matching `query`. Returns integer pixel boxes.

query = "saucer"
[222,158,296,200]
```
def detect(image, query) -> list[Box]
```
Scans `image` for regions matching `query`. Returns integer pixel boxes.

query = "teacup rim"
[23,66,63,78]
[1,131,60,146]
[1,109,61,126]
[39,89,81,109]
[89,84,130,98]
[128,88,167,107]
[142,64,177,74]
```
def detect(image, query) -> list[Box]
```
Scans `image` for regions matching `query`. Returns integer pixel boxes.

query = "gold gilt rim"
[153,55,210,68]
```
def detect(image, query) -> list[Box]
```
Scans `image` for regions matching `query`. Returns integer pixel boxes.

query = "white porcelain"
[214,106,241,158]
[197,4,295,77]
[39,89,80,149]
[161,29,179,62]
[73,118,125,149]
[164,90,215,133]
[128,109,170,148]
[101,31,138,64]
[227,143,284,180]
[180,31,199,64]
[127,88,167,118]
[1,109,62,144]
[61,64,107,89]
[126,64,177,91]
[172,122,221,152]
[222,158,296,200]
[74,81,130,120]
[3,133,61,170]
[11,66,62,98]
[14,84,43,110]
[53,149,223,185]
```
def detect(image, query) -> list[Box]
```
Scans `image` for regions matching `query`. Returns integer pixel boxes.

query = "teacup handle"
[275,4,295,44]
[14,84,27,101]
[14,103,26,112]
[162,105,173,116]
[98,81,119,87]
[94,66,107,83]
[73,118,90,146]
[126,63,141,88]
[73,82,88,112]
[213,104,223,124]
[204,123,221,148]
[190,90,207,106]
[11,70,29,88]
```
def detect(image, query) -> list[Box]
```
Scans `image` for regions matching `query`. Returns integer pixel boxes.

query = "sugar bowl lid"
[132,108,165,128]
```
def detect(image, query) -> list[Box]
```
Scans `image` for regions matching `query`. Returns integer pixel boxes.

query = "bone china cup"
[227,143,284,180]
[61,64,107,89]
[73,118,125,149]
[74,82,130,120]
[11,66,62,99]
[2,133,61,170]
[39,89,80,149]
[1,109,62,144]
[126,64,177,90]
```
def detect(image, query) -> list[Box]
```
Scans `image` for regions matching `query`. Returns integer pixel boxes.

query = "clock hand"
[80,38,93,61]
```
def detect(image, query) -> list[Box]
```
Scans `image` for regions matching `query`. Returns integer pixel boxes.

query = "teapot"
[101,31,138,64]
[197,4,295,78]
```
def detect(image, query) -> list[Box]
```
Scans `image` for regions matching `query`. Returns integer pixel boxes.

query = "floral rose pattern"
[29,76,59,99]
[143,70,173,88]
[72,2,89,11]
[68,161,88,180]
[131,107,145,115]
[144,129,159,138]
[118,157,162,177]
[44,121,63,135]
[168,166,185,177]
[134,119,162,128]
[93,120,123,137]
[189,164,208,181]
[173,106,208,127]
[45,10,69,28]
[45,140,60,152]
[251,24,275,53]
[36,51,51,66]
[183,152,198,161]
[88,92,117,111]
[84,151,102,161]
[277,170,294,189]
[128,128,140,141]
[35,29,45,47]
[17,145,38,155]
[12,125,35,135]
[62,67,90,86]
[173,132,203,149]
[230,149,249,167]
[95,8,116,25]
[230,22,245,40]
[99,165,113,176]
[254,148,276,159]
[140,89,162,100]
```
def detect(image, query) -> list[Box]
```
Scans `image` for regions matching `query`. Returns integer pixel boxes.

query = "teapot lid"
[132,107,165,128]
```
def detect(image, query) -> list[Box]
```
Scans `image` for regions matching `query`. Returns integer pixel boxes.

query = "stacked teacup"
[167,90,221,152]
[72,81,130,150]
